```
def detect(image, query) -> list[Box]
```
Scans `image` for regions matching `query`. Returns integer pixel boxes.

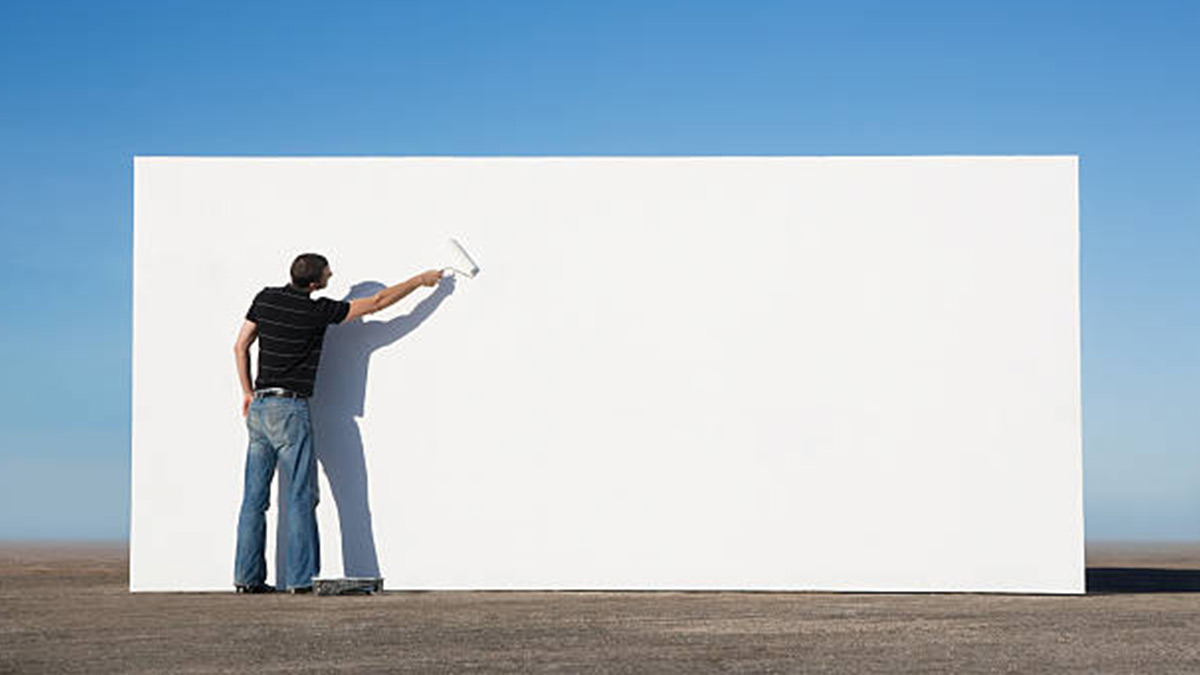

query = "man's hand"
[420,269,443,287]
[242,392,254,418]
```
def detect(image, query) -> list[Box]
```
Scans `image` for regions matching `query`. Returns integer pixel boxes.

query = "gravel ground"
[1,542,1198,674]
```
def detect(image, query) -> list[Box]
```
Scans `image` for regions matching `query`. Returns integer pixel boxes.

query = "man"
[232,253,443,594]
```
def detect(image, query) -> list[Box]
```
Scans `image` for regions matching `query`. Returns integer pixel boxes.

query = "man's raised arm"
[342,269,443,323]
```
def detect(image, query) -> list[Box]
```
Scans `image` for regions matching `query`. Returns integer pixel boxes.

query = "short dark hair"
[290,253,329,288]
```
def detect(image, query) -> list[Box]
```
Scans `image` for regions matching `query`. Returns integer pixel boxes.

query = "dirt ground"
[1,542,1198,674]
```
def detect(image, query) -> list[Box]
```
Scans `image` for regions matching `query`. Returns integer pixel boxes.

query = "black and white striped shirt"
[245,284,351,397]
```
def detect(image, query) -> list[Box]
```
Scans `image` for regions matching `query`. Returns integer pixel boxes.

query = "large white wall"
[131,156,1082,593]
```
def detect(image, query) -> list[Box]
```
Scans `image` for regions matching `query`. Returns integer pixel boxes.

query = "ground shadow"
[1086,567,1200,594]
[273,277,457,584]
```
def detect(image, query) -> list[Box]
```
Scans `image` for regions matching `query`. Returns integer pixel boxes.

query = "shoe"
[235,583,276,594]
[287,586,313,595]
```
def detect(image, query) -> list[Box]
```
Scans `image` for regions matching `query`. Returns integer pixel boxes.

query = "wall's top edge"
[132,154,1079,161]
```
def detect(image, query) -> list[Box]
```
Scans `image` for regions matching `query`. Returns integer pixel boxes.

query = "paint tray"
[312,577,384,596]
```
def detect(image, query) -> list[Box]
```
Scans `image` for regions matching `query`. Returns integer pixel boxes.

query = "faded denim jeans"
[233,394,320,590]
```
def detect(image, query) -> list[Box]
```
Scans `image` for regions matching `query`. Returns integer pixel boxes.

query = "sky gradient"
[0,0,1196,540]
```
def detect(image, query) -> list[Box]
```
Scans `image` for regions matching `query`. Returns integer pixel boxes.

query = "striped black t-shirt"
[245,284,351,397]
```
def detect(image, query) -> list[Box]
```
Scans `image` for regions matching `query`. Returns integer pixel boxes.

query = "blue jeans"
[233,395,320,590]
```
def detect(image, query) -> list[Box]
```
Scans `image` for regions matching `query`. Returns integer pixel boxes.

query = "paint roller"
[441,237,482,279]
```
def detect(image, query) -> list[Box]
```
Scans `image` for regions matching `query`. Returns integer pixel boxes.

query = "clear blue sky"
[0,1,1195,541]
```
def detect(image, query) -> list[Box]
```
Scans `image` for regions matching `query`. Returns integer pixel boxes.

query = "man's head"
[290,253,333,292]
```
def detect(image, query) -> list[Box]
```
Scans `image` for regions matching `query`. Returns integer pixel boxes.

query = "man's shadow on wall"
[274,277,456,584]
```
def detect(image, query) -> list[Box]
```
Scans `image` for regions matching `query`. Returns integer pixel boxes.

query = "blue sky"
[0,0,1195,541]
